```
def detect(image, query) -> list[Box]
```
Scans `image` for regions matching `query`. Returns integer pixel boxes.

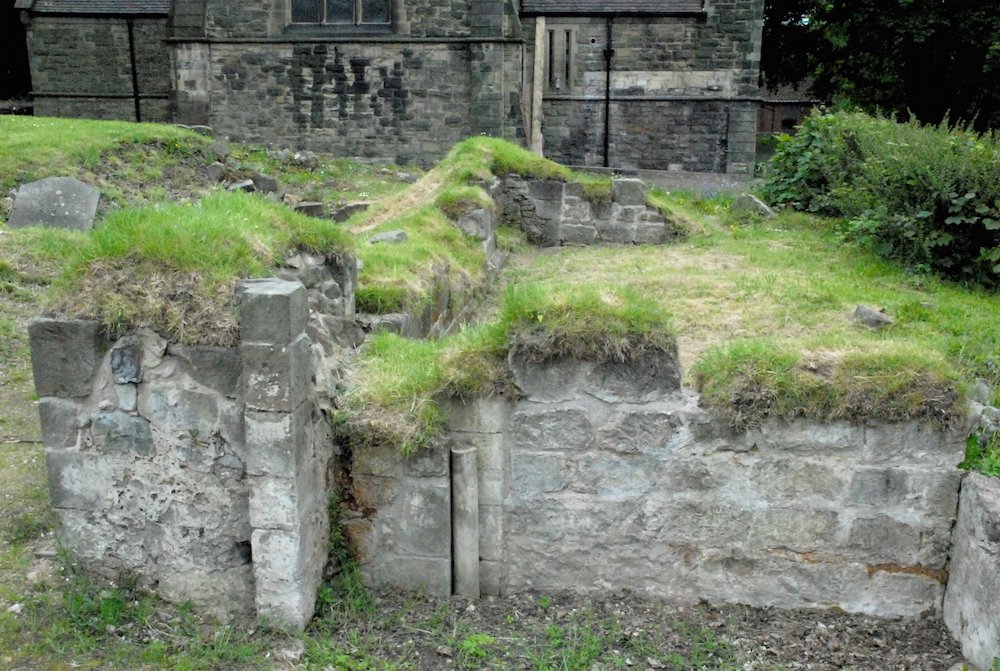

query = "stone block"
[510,451,567,499]
[944,474,1000,670]
[252,172,279,194]
[527,179,563,202]
[138,384,221,444]
[91,411,153,456]
[595,411,675,456]
[28,318,107,398]
[480,559,503,597]
[352,442,401,477]
[560,223,597,245]
[509,406,594,453]
[9,176,100,230]
[403,442,450,478]
[248,469,321,531]
[612,178,647,207]
[38,397,82,449]
[634,221,667,244]
[352,474,398,512]
[863,423,965,467]
[168,344,242,397]
[372,555,451,596]
[46,448,126,510]
[582,349,681,402]
[508,354,588,402]
[389,479,451,557]
[237,278,307,345]
[240,334,311,412]
[245,402,312,476]
[846,514,926,564]
[596,215,636,244]
[442,398,509,434]
[110,339,141,384]
[847,468,911,507]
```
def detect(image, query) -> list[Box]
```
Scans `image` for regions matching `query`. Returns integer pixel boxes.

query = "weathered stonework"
[421,349,968,619]
[20,14,172,122]
[492,175,680,247]
[31,254,358,631]
[944,473,1000,670]
[21,0,761,171]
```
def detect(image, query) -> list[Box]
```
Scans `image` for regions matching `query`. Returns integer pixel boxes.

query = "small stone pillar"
[240,279,330,632]
[451,445,480,597]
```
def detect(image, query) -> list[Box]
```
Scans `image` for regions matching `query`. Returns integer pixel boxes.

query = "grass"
[342,281,675,453]
[0,116,208,193]
[41,191,353,344]
[349,137,615,316]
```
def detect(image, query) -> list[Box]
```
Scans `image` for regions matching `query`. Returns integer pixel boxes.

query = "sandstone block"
[612,178,647,207]
[28,318,107,398]
[240,334,311,412]
[237,279,307,346]
[371,555,451,597]
[46,448,126,510]
[560,223,597,245]
[944,474,1000,670]
[38,397,81,449]
[510,451,567,499]
[167,343,242,397]
[508,354,588,402]
[389,479,451,557]
[509,407,594,452]
[582,349,681,402]
[91,411,153,456]
[245,402,312,476]
[9,176,100,230]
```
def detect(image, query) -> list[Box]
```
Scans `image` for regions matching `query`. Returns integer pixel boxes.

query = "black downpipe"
[603,16,614,168]
[126,18,141,122]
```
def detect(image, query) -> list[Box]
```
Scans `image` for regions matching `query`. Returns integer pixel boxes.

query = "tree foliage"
[761,0,1000,130]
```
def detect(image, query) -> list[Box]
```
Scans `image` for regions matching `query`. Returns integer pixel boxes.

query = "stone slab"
[28,318,107,398]
[944,473,1000,670]
[237,279,308,346]
[9,177,100,230]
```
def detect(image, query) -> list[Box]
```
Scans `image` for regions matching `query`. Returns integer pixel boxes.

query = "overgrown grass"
[44,191,353,344]
[0,116,207,192]
[342,282,675,453]
[350,137,614,315]
[502,201,996,431]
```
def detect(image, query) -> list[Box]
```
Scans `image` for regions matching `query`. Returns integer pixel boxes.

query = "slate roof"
[18,0,171,15]
[520,0,704,15]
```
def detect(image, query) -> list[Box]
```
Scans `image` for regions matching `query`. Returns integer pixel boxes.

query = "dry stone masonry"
[25,174,1000,666]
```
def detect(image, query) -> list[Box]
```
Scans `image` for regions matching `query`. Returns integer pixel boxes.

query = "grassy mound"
[340,282,676,454]
[45,191,353,345]
[350,137,614,314]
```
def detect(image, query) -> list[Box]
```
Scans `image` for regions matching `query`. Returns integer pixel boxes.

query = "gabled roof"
[520,0,705,16]
[16,0,171,15]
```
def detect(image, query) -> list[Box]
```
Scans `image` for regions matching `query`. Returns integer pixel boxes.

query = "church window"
[291,0,391,26]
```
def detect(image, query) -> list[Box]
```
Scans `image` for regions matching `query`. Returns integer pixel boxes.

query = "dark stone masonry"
[18,0,764,171]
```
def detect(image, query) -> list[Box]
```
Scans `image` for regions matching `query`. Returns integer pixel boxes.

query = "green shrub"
[764,111,1000,287]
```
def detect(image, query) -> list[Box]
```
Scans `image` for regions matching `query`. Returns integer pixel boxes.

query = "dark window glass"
[292,0,320,22]
[326,0,354,23]
[362,0,391,24]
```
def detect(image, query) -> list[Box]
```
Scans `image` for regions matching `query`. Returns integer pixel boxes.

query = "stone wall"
[414,349,967,618]
[528,3,763,172]
[944,473,1000,670]
[491,176,680,246]
[191,41,506,166]
[31,252,360,632]
[23,16,171,122]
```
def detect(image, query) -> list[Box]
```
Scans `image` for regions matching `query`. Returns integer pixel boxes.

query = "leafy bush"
[764,111,1000,287]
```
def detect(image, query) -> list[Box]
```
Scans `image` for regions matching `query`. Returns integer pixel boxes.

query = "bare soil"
[308,589,965,671]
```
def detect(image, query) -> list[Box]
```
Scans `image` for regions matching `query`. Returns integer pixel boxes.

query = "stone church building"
[16,0,763,172]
